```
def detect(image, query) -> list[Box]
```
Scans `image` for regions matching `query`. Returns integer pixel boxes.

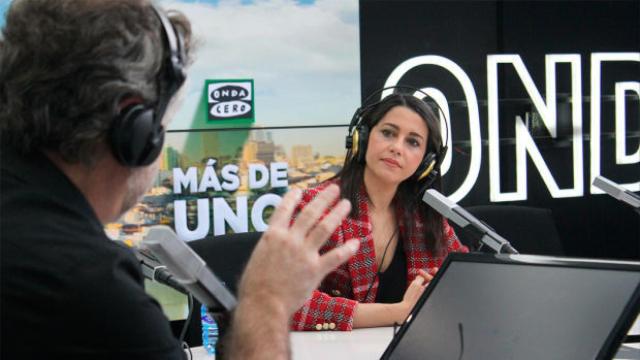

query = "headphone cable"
[362,226,399,302]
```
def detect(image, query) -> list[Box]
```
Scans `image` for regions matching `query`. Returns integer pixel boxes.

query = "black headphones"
[110,5,186,167]
[345,85,449,190]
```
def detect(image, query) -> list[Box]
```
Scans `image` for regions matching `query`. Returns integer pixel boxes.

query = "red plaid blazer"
[290,180,468,331]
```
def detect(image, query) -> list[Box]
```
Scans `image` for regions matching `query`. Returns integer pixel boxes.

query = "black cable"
[179,294,194,343]
[363,227,399,302]
[392,322,401,335]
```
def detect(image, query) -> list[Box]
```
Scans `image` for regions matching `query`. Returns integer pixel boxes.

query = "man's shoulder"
[1,150,104,243]
[1,183,109,261]
[0,215,182,359]
[0,167,141,304]
[1,195,139,296]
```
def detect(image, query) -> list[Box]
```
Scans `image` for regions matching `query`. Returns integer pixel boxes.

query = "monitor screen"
[383,253,640,360]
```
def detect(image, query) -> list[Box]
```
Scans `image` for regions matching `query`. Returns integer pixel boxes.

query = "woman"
[290,93,467,331]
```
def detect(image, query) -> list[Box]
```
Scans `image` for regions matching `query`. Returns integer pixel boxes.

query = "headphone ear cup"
[356,124,369,163]
[110,104,164,167]
[415,152,437,182]
[347,127,359,157]
[415,152,438,196]
[346,107,363,157]
[139,123,165,166]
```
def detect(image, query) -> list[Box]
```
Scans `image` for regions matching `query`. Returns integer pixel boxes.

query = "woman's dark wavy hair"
[0,0,193,165]
[335,93,446,255]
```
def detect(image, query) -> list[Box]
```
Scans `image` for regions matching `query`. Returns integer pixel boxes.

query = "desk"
[190,327,640,359]
[290,327,393,359]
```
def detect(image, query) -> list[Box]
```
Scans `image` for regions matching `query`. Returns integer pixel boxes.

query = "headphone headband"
[347,85,450,156]
[110,4,186,167]
[345,85,451,192]
[150,5,186,122]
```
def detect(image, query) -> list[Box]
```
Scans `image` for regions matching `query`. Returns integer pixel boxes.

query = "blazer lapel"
[397,207,429,284]
[347,190,377,302]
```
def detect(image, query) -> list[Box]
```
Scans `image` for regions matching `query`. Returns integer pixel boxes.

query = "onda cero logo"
[207,80,254,122]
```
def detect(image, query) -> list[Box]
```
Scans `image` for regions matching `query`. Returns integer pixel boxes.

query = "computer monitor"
[382,253,640,360]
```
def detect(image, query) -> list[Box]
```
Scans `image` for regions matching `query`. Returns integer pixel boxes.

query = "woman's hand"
[353,267,441,328]
[418,267,438,282]
[397,267,439,322]
[400,276,426,310]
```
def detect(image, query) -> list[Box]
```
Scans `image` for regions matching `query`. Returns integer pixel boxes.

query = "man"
[0,1,359,359]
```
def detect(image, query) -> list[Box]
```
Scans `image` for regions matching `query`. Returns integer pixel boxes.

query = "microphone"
[593,176,640,213]
[142,225,237,313]
[422,189,519,254]
[133,246,188,294]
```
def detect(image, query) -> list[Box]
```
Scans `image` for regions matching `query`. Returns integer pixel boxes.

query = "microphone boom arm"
[422,189,518,254]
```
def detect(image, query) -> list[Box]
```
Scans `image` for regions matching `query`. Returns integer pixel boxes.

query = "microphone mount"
[593,176,640,215]
[134,246,188,294]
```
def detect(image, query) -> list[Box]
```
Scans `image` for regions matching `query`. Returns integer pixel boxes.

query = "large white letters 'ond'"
[383,55,481,203]
[591,53,640,193]
[488,54,583,202]
[615,82,640,165]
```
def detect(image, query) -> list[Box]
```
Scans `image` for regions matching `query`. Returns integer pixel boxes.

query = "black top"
[0,146,184,360]
[375,239,407,304]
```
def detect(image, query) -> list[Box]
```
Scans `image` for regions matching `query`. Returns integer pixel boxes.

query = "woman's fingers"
[417,269,433,282]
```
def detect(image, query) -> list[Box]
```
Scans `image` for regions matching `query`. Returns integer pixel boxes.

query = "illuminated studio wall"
[84,0,640,260]
[2,1,636,259]
[360,0,639,259]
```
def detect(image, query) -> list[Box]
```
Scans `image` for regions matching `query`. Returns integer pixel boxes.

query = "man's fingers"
[290,184,340,236]
[267,188,302,229]
[317,239,360,276]
[306,199,351,249]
